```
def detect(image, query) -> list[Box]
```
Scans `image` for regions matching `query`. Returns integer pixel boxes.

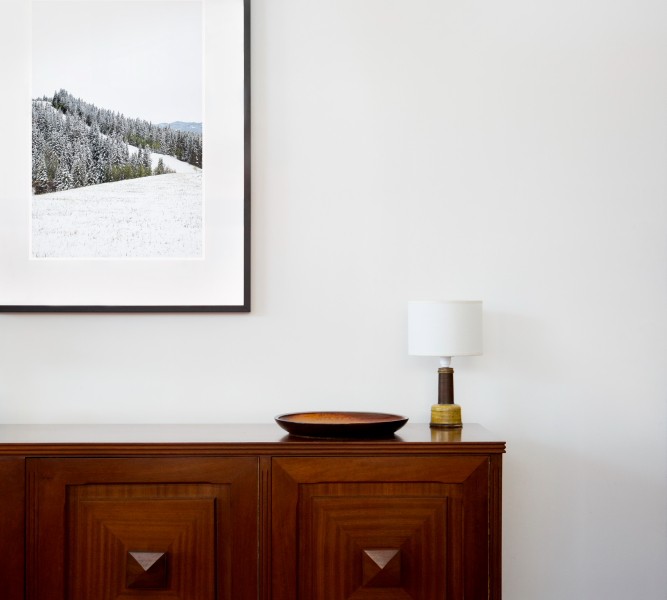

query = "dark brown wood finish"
[259,456,273,600]
[27,457,257,600]
[0,424,505,600]
[271,456,492,600]
[490,453,504,599]
[438,367,455,405]
[126,551,169,589]
[0,458,25,600]
[0,423,504,455]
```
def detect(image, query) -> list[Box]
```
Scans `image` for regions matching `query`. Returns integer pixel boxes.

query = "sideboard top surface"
[0,423,505,456]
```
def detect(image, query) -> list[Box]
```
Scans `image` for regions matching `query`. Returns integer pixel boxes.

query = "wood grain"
[0,458,24,600]
[272,456,493,600]
[0,424,504,600]
[26,457,257,600]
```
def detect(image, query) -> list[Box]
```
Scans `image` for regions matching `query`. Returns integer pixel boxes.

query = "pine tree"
[142,146,152,171]
[44,148,59,185]
[71,157,88,189]
[154,157,166,175]
[55,162,73,191]
[33,155,49,194]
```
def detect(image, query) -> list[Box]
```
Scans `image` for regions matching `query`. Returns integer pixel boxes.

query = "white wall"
[1,0,666,597]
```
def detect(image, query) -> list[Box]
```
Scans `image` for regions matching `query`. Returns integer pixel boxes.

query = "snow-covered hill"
[127,144,200,174]
[33,91,203,196]
[32,172,202,258]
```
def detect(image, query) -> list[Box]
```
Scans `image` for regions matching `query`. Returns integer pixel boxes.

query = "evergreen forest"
[32,89,202,194]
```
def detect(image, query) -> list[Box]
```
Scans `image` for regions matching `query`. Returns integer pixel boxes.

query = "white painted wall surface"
[1,1,666,598]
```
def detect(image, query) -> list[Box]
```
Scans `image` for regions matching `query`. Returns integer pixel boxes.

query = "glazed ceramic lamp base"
[430,357,463,429]
[430,403,462,428]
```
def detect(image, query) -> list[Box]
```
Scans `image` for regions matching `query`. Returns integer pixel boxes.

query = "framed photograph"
[0,0,250,312]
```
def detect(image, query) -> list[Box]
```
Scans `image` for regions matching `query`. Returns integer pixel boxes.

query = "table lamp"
[408,300,482,428]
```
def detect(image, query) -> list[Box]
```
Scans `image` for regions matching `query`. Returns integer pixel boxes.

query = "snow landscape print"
[31,0,204,259]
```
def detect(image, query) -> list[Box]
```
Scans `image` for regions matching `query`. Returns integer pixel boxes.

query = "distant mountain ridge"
[159,121,202,134]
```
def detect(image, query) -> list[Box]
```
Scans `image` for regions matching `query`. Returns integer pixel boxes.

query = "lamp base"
[430,403,462,428]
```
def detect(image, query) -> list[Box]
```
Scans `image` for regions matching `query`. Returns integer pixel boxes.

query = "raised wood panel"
[271,456,490,600]
[27,457,257,600]
[68,484,222,599]
[302,490,450,599]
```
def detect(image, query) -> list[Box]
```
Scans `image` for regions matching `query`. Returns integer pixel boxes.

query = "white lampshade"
[408,300,483,357]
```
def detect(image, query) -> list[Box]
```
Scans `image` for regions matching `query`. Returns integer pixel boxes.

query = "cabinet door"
[27,457,257,600]
[272,456,492,600]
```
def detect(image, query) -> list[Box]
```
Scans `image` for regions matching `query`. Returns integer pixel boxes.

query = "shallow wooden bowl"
[275,411,408,439]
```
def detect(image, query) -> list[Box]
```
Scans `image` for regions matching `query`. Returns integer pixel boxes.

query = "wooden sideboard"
[0,423,505,600]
